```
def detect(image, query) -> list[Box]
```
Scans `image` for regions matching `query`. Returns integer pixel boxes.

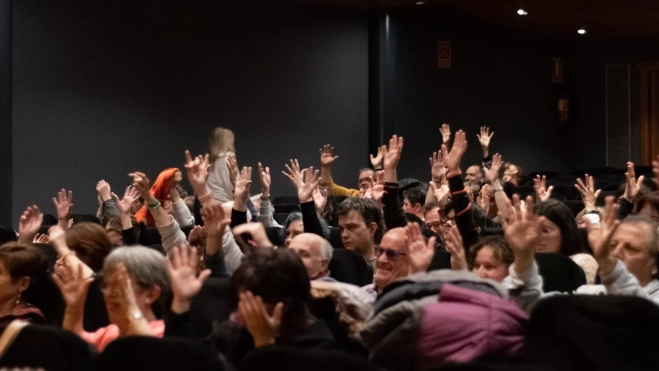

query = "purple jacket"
[418,283,527,363]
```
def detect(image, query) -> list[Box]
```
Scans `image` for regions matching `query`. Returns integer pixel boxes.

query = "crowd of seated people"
[0,123,659,371]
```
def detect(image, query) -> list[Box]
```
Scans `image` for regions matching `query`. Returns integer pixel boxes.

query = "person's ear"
[368,222,378,238]
[17,276,30,294]
[414,203,423,213]
[144,285,162,306]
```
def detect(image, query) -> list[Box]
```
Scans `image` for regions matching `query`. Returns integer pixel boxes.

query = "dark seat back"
[238,346,379,371]
[535,253,586,294]
[525,295,659,371]
[186,277,233,338]
[96,336,226,371]
[0,323,94,371]
[328,249,372,287]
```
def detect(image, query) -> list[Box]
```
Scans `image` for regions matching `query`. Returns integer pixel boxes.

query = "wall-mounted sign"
[438,42,451,69]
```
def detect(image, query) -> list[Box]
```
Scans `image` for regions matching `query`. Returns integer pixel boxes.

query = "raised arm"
[476,126,494,160]
[169,171,194,228]
[130,172,187,251]
[52,189,73,231]
[231,166,252,227]
[283,162,325,238]
[111,186,141,245]
[17,205,43,244]
[484,153,511,218]
[444,224,468,271]
[439,123,451,146]
[380,135,407,229]
[256,162,279,227]
[370,145,385,171]
[319,144,339,187]
[533,175,554,203]
[575,174,601,213]
[442,129,478,249]
[168,246,212,315]
[407,222,436,275]
[96,180,120,225]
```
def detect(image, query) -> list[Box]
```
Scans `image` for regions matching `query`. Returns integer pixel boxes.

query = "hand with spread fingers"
[574,174,601,212]
[184,150,211,196]
[441,129,467,178]
[499,195,543,275]
[406,222,436,275]
[370,145,386,170]
[439,123,451,144]
[96,180,112,202]
[319,144,339,167]
[239,291,283,348]
[584,196,619,276]
[257,162,271,198]
[429,150,447,183]
[112,186,141,216]
[312,186,328,213]
[623,162,645,202]
[228,155,239,189]
[18,205,43,244]
[484,153,503,184]
[476,126,495,158]
[444,224,468,271]
[53,189,73,225]
[167,246,212,314]
[533,175,553,203]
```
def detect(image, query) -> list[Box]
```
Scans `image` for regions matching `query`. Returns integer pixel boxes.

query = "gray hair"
[621,215,659,259]
[103,246,170,292]
[319,238,333,262]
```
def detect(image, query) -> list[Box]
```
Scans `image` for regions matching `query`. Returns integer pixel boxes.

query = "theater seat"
[238,346,379,371]
[96,336,226,371]
[0,323,94,371]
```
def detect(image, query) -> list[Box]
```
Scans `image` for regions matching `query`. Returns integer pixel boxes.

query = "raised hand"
[128,172,153,201]
[441,129,467,176]
[439,123,451,144]
[429,151,446,183]
[232,222,272,248]
[184,150,210,195]
[431,179,450,205]
[17,205,43,244]
[33,233,50,244]
[499,195,542,274]
[371,170,385,203]
[282,159,304,189]
[112,186,141,215]
[623,162,644,202]
[444,224,468,271]
[312,186,328,213]
[52,260,94,310]
[407,222,436,274]
[297,167,321,203]
[239,291,283,348]
[96,180,112,202]
[359,186,373,199]
[234,166,253,201]
[257,162,271,197]
[484,153,503,183]
[584,196,619,275]
[575,174,601,211]
[167,246,211,309]
[370,145,386,169]
[383,135,404,171]
[319,144,339,167]
[533,175,553,203]
[476,126,494,157]
[53,189,73,222]
[228,155,238,189]
[201,202,231,238]
[102,263,140,319]
[477,184,491,214]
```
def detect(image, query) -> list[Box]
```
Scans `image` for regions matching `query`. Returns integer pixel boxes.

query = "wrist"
[171,297,192,314]
[447,169,462,178]
[253,336,276,348]
[100,194,112,202]
[597,256,617,276]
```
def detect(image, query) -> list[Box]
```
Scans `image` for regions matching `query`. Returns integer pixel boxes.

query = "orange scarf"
[135,168,179,226]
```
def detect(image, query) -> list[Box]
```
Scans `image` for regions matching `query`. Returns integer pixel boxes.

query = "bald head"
[374,228,409,293]
[289,233,333,279]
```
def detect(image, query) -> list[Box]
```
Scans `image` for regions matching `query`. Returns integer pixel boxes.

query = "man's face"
[289,234,327,279]
[438,209,455,239]
[130,198,144,214]
[358,170,375,190]
[465,166,483,186]
[611,222,656,286]
[285,220,304,248]
[374,228,409,292]
[402,197,417,215]
[338,210,374,256]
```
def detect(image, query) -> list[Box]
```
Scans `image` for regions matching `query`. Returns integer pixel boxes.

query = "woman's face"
[537,218,562,253]
[102,267,157,324]
[502,165,518,184]
[285,220,304,248]
[471,246,509,282]
[0,260,26,306]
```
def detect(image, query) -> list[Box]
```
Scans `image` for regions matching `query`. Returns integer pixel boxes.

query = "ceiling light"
[517,9,528,16]
[416,1,425,4]
[577,29,587,35]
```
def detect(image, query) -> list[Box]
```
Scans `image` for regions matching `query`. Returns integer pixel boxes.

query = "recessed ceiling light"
[416,1,425,4]
[577,29,587,35]
[517,9,528,16]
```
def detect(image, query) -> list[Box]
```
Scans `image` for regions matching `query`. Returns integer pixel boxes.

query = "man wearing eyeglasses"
[362,228,410,299]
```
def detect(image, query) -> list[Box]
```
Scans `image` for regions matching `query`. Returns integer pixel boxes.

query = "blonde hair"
[210,127,235,163]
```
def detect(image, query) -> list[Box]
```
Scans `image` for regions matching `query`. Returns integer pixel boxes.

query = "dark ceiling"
[291,0,659,37]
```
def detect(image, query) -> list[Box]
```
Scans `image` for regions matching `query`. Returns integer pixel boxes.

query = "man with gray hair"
[289,233,336,282]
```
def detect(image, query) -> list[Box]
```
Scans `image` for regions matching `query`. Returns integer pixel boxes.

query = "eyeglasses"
[375,246,407,259]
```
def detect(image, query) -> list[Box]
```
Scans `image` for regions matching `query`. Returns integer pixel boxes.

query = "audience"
[2,123,659,371]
